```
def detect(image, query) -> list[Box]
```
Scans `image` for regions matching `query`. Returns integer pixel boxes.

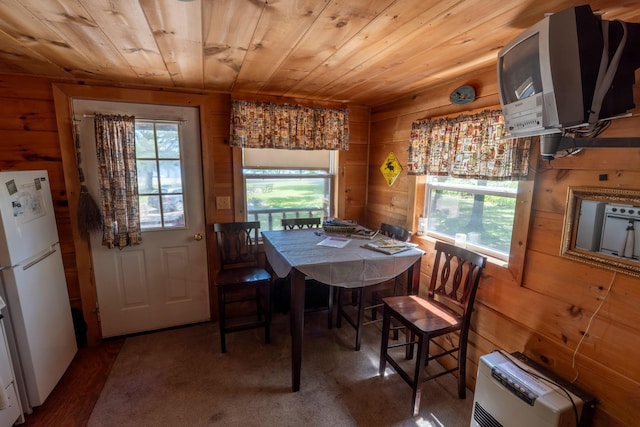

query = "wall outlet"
[216,196,231,210]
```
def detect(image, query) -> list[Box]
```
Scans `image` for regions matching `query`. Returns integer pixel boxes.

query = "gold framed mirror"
[561,186,640,277]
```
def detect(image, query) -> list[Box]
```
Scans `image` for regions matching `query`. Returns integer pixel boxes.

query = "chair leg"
[407,330,415,360]
[411,334,428,417]
[391,322,400,341]
[391,278,401,340]
[327,285,334,330]
[354,287,366,351]
[264,283,271,345]
[256,287,263,321]
[218,287,227,353]
[378,305,391,376]
[457,338,468,399]
[370,290,379,321]
[336,288,343,328]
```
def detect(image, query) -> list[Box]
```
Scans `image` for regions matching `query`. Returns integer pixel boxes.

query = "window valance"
[407,110,531,180]
[230,100,349,150]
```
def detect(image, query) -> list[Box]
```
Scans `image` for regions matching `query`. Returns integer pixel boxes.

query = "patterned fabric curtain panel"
[407,110,531,180]
[230,100,350,150]
[94,113,142,249]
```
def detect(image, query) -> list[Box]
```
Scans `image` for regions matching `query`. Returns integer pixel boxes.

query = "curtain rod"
[74,114,186,124]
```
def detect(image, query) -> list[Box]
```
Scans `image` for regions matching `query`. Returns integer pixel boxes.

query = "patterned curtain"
[229,100,350,150]
[407,110,531,180]
[94,114,142,249]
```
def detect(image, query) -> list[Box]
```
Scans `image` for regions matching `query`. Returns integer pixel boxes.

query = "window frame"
[135,120,187,231]
[233,148,338,230]
[410,138,538,286]
[424,176,519,261]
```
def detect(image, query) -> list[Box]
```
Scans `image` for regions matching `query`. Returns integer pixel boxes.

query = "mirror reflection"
[561,187,640,277]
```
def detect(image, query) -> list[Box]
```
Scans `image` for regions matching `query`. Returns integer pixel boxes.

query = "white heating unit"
[471,351,596,427]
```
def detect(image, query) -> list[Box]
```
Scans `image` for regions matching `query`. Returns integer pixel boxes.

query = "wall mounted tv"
[497,4,640,138]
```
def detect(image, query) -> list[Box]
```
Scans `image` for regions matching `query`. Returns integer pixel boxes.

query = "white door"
[73,100,210,337]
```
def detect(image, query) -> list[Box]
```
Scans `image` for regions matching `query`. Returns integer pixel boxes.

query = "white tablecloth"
[262,229,424,289]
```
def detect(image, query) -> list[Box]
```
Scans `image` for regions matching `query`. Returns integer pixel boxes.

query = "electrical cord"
[550,119,612,159]
[570,271,616,383]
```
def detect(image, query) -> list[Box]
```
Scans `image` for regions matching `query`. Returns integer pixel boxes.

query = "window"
[135,121,185,230]
[424,176,519,261]
[243,148,336,230]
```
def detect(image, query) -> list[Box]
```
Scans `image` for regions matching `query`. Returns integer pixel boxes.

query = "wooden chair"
[213,222,272,353]
[336,223,411,350]
[378,241,486,416]
[281,217,321,229]
[278,217,336,328]
[380,223,412,242]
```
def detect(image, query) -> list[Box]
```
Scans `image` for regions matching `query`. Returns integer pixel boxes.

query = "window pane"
[158,160,182,191]
[137,160,159,194]
[426,177,517,258]
[135,122,156,158]
[245,176,329,231]
[156,123,180,158]
[139,195,163,228]
[162,194,183,213]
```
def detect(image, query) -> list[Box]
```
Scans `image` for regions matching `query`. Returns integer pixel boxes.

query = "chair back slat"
[214,222,261,269]
[429,241,486,313]
[281,217,321,229]
[380,223,411,242]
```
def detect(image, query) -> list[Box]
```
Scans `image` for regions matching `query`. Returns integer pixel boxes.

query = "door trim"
[53,83,229,345]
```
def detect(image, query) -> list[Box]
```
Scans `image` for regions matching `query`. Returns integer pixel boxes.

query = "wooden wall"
[370,65,640,426]
[339,104,370,223]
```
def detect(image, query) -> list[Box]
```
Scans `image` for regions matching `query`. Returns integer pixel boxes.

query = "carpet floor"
[88,310,473,426]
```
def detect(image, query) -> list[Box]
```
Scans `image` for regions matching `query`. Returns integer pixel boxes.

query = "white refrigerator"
[0,170,77,411]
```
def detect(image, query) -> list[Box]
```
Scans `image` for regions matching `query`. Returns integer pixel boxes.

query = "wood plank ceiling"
[0,0,638,106]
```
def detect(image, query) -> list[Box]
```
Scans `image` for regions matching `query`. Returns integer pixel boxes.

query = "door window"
[136,121,185,229]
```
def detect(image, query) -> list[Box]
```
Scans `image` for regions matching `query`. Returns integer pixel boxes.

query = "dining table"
[261,228,424,392]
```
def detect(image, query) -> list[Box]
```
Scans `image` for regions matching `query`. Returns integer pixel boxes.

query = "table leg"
[290,268,306,392]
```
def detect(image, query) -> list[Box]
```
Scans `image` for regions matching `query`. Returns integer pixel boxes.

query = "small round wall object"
[450,85,476,105]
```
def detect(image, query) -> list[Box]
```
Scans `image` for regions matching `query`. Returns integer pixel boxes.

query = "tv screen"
[499,34,543,105]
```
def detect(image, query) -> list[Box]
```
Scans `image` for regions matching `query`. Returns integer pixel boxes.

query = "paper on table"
[317,236,352,248]
[368,238,409,248]
[361,237,418,255]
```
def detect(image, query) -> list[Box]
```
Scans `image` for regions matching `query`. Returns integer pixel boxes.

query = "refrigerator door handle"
[23,247,57,271]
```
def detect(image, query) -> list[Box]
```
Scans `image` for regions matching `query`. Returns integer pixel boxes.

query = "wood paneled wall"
[370,65,640,426]
[339,104,370,223]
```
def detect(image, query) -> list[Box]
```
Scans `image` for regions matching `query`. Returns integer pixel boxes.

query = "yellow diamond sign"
[380,151,402,186]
